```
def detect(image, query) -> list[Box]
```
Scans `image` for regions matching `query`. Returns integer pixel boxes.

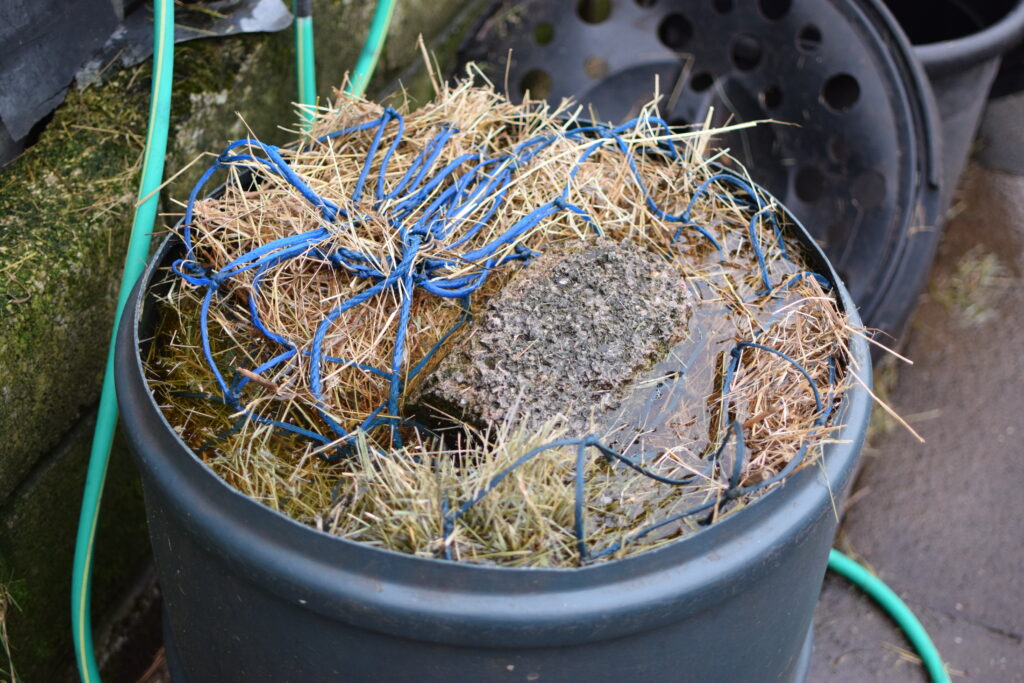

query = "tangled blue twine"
[174,107,841,563]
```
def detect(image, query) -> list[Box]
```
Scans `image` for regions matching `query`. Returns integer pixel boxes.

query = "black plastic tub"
[885,0,1024,206]
[116,215,872,682]
[459,0,940,355]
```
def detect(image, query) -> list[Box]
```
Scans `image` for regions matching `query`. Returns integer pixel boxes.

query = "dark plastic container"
[885,0,1024,207]
[458,0,940,353]
[116,216,871,682]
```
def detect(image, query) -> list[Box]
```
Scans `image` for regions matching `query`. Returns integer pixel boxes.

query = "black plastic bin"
[116,215,871,682]
[458,0,940,352]
[885,0,1024,207]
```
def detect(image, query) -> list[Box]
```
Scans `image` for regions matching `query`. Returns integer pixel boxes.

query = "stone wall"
[0,1,486,678]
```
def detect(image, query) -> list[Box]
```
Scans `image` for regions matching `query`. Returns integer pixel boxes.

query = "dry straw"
[0,585,17,683]
[146,68,854,567]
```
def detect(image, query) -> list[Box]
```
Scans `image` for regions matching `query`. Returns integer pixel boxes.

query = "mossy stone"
[0,1,489,678]
[0,0,478,500]
[0,416,147,682]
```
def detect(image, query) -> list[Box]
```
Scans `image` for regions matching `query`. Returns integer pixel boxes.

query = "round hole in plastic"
[455,0,945,346]
[691,72,714,92]
[578,0,612,24]
[760,85,783,110]
[795,165,827,202]
[797,24,822,52]
[758,0,791,21]
[534,22,555,45]
[584,56,609,79]
[731,34,764,71]
[851,169,887,210]
[658,13,694,50]
[520,69,553,99]
[822,73,860,111]
[635,0,656,7]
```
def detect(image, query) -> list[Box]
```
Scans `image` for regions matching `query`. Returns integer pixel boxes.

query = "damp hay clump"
[146,72,857,567]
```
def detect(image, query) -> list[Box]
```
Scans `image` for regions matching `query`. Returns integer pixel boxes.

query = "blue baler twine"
[172,109,841,562]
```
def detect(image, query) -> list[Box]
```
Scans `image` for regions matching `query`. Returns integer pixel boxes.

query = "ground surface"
[809,94,1024,682]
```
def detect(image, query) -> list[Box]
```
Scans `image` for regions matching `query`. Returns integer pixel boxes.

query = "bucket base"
[161,602,814,683]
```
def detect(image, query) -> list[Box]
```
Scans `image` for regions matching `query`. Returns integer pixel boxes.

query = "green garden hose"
[294,0,317,125]
[71,0,175,680]
[828,549,951,683]
[294,0,393,123]
[69,2,947,682]
[346,0,395,98]
[70,0,396,678]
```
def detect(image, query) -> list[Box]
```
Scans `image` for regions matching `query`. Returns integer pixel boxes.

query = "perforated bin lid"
[459,0,942,340]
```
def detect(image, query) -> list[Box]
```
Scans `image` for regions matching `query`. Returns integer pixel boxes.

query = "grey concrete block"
[410,239,692,438]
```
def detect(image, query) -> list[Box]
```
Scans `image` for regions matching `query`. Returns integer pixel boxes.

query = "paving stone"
[809,165,1024,681]
[978,92,1024,175]
[812,574,1023,683]
[411,240,692,438]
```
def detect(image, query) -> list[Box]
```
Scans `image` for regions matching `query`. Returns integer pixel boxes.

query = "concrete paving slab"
[810,165,1024,681]
[978,93,1024,175]
[813,573,1023,682]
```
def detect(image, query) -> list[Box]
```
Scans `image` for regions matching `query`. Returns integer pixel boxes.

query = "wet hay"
[145,71,858,567]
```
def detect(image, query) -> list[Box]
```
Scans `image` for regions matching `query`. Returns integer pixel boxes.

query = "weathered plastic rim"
[914,0,1024,75]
